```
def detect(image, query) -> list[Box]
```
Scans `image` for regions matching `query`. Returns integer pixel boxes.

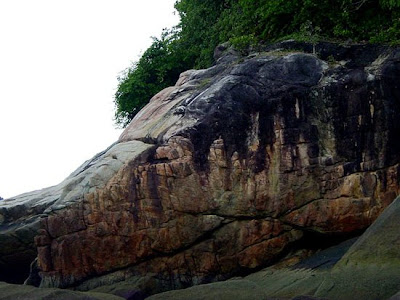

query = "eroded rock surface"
[156,195,400,300]
[0,141,154,283]
[1,42,400,297]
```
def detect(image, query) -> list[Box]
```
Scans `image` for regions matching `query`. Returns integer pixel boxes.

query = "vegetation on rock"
[114,0,400,127]
[114,29,192,127]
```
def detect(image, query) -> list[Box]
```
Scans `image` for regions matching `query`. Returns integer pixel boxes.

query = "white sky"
[0,0,180,199]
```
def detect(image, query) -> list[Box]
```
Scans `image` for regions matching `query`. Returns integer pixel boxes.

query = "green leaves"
[114,29,191,127]
[114,0,400,127]
[380,0,400,9]
[175,0,228,68]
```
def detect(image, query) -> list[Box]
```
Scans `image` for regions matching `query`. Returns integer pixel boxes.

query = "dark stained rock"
[1,41,400,298]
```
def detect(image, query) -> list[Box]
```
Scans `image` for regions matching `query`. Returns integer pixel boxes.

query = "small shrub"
[229,34,257,54]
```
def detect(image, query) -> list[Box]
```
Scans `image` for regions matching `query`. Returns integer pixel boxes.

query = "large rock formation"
[1,41,400,298]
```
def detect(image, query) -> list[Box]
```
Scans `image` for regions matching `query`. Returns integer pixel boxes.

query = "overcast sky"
[0,0,179,199]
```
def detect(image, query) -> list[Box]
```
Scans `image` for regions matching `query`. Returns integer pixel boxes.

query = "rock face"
[0,141,154,284]
[151,195,400,300]
[1,41,400,297]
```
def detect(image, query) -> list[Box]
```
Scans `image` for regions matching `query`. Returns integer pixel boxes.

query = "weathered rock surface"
[0,281,123,300]
[0,141,154,283]
[1,41,400,298]
[152,194,400,300]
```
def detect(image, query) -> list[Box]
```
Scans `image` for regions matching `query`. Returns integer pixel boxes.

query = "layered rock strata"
[1,42,400,296]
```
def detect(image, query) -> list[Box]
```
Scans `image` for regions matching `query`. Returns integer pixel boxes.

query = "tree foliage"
[175,0,230,68]
[114,29,191,127]
[114,0,400,127]
[215,0,400,45]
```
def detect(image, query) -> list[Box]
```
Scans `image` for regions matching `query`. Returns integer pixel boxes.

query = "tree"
[114,29,191,127]
[174,0,229,68]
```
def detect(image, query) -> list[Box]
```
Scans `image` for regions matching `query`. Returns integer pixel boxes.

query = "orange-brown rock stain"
[36,133,400,288]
